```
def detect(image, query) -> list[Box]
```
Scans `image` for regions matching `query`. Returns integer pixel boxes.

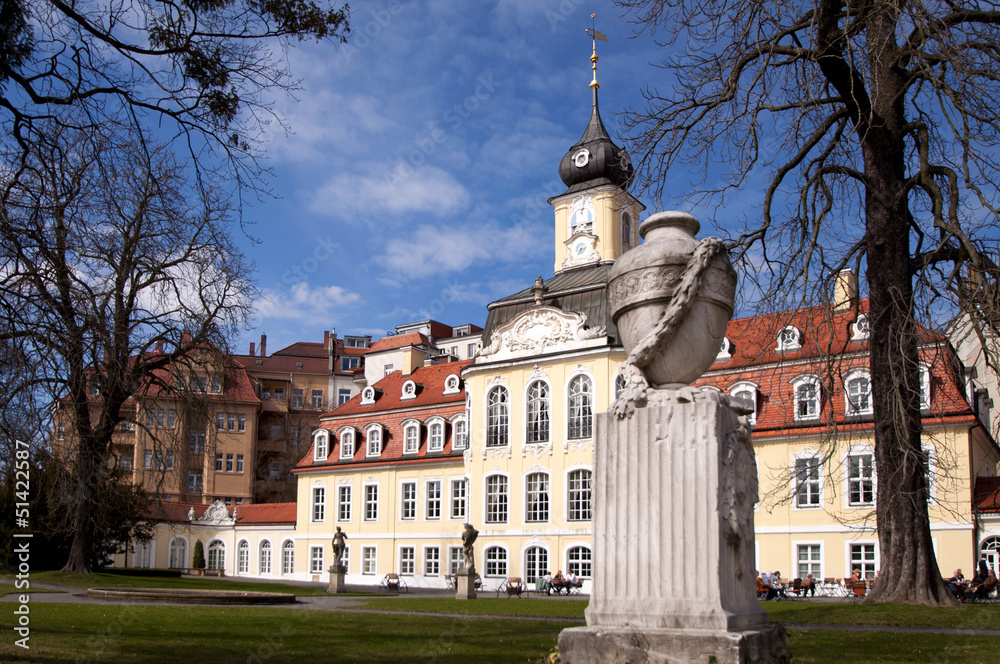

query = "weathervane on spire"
[585,13,607,90]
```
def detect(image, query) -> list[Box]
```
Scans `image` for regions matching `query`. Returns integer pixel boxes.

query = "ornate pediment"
[194,499,235,526]
[479,306,606,361]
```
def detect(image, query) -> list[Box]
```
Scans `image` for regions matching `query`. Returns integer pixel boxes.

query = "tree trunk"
[860,6,954,605]
[61,437,97,574]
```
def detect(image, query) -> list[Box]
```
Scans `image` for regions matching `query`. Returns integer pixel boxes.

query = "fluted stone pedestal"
[327,565,346,594]
[559,391,787,664]
[455,567,477,600]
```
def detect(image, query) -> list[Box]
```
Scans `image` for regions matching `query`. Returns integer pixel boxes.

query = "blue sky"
[237,0,707,353]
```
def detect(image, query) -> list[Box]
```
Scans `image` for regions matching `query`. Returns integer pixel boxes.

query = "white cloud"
[310,165,470,217]
[255,282,361,323]
[377,221,548,279]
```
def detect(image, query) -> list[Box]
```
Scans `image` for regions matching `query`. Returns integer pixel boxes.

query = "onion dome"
[558,43,633,194]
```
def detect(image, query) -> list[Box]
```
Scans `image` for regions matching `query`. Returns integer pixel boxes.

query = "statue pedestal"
[327,565,346,594]
[455,567,477,600]
[559,392,787,664]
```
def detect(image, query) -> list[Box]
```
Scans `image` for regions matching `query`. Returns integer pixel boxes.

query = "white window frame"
[362,546,377,575]
[793,541,823,580]
[523,545,549,584]
[402,419,421,455]
[729,381,759,424]
[566,545,592,580]
[360,386,376,405]
[792,450,823,509]
[426,479,442,520]
[168,537,187,569]
[400,481,417,521]
[427,417,445,452]
[567,373,594,440]
[366,424,383,457]
[259,540,272,575]
[311,485,326,522]
[919,363,932,410]
[843,369,873,416]
[566,467,593,522]
[485,473,509,524]
[364,483,379,521]
[923,444,938,504]
[313,430,330,462]
[716,336,733,362]
[450,415,468,451]
[281,540,295,575]
[443,374,461,395]
[338,484,352,522]
[525,379,551,443]
[207,540,225,571]
[851,314,870,341]
[310,546,324,574]
[844,444,876,508]
[484,545,508,578]
[424,546,440,576]
[486,385,510,448]
[847,540,879,580]
[450,478,467,520]
[524,471,550,523]
[776,325,802,351]
[448,546,464,576]
[792,374,822,422]
[339,427,356,459]
[399,546,415,575]
[401,379,417,401]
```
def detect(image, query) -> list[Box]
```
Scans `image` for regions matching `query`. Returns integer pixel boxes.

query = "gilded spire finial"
[585,14,606,90]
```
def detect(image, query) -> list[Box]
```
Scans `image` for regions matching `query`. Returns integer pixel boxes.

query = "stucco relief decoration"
[195,499,235,525]
[463,449,473,463]
[338,478,352,486]
[523,442,553,459]
[479,307,605,360]
[568,194,596,234]
[719,422,757,561]
[527,364,548,382]
[486,447,511,460]
[564,439,594,453]
[562,234,602,269]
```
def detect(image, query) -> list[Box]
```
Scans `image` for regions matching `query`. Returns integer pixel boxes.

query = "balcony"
[260,398,288,414]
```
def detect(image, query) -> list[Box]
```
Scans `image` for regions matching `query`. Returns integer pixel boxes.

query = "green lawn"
[764,599,1000,630]
[0,604,573,664]
[3,570,344,596]
[785,630,996,663]
[357,596,588,618]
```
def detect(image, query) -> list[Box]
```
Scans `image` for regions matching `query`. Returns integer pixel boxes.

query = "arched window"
[237,540,249,574]
[844,370,872,416]
[525,472,550,523]
[919,364,932,410]
[313,430,329,461]
[981,536,1000,577]
[621,211,632,249]
[281,540,295,575]
[259,541,272,574]
[168,537,187,569]
[452,417,468,450]
[567,469,593,521]
[403,421,420,454]
[526,381,550,443]
[524,546,548,583]
[792,375,821,421]
[730,382,758,424]
[568,375,593,439]
[207,540,225,571]
[614,372,626,398]
[486,386,509,447]
[366,425,382,457]
[428,418,445,452]
[567,546,592,579]
[484,546,508,577]
[339,428,355,459]
[777,325,802,351]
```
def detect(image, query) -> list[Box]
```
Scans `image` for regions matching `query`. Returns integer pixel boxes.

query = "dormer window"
[729,381,759,424]
[451,415,468,450]
[366,425,383,457]
[402,420,421,455]
[426,417,445,452]
[777,326,802,352]
[919,364,932,410]
[401,380,417,401]
[716,337,733,362]
[360,386,377,405]
[844,369,872,416]
[792,375,821,421]
[313,430,330,462]
[339,427,356,459]
[851,314,870,341]
[443,374,461,395]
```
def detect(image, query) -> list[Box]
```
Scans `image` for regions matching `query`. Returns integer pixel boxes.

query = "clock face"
[574,241,587,256]
[573,149,591,168]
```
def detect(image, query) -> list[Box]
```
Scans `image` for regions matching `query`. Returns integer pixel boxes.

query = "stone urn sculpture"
[609,211,736,393]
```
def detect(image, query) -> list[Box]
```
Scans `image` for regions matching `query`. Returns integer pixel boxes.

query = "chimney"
[324,330,330,347]
[155,340,163,354]
[249,341,256,356]
[182,329,192,345]
[259,333,267,357]
[833,270,858,312]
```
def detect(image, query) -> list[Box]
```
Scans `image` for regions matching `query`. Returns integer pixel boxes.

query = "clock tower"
[550,38,644,274]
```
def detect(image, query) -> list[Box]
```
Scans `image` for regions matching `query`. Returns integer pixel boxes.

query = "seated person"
[549,570,568,594]
[541,571,552,594]
[565,570,581,589]
[771,571,787,599]
[802,573,817,597]
[972,571,997,600]
[850,569,862,583]
[947,569,966,599]
[756,574,778,601]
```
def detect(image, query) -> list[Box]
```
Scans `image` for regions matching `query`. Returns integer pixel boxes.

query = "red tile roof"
[692,300,974,436]
[147,501,296,524]
[234,353,329,375]
[974,476,1000,513]
[366,332,432,354]
[272,341,328,358]
[294,360,470,471]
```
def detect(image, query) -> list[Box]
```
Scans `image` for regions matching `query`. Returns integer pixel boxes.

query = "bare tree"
[0,123,255,572]
[617,0,1000,604]
[0,0,349,192]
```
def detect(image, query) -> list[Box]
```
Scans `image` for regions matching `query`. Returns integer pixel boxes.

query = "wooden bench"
[378,573,408,593]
